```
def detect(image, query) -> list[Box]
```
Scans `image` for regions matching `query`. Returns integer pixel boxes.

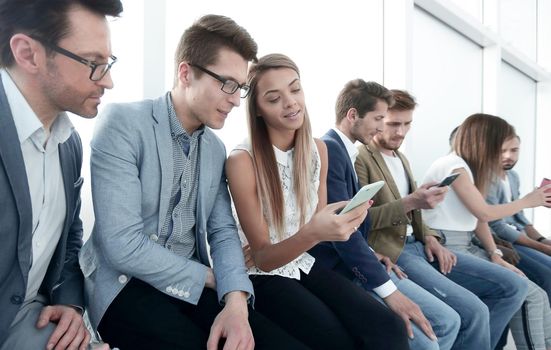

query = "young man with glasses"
[81,14,306,350]
[0,1,122,349]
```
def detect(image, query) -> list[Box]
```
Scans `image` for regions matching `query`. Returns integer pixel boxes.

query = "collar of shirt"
[273,145,293,167]
[167,92,204,140]
[332,127,358,165]
[1,69,73,146]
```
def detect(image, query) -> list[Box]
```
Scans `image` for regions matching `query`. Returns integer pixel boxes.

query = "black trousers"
[252,263,409,350]
[98,279,308,350]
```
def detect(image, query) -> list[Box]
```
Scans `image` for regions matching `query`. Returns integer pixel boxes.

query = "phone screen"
[436,173,460,187]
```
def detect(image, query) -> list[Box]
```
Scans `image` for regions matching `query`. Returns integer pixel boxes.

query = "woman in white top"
[226,54,409,350]
[423,113,551,350]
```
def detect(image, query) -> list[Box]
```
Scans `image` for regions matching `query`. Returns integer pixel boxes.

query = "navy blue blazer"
[309,129,390,290]
[0,74,84,344]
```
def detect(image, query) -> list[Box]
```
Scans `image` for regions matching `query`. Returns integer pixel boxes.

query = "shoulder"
[314,138,327,157]
[227,148,254,170]
[357,143,374,161]
[226,149,256,185]
[508,170,520,182]
[202,128,226,153]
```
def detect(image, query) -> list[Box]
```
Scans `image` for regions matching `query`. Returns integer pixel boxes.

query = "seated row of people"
[2,3,550,349]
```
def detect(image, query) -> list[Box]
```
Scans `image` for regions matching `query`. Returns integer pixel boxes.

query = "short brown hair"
[0,0,123,68]
[335,79,394,124]
[389,89,417,111]
[173,14,257,85]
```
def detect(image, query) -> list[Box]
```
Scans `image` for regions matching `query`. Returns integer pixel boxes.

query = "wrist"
[401,196,415,213]
[224,291,249,313]
[489,250,504,263]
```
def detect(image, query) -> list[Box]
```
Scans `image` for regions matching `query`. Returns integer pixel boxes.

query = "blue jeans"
[438,230,529,349]
[515,244,551,303]
[365,271,460,350]
[399,238,527,350]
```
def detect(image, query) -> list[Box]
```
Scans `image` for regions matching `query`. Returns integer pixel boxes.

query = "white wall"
[164,0,384,151]
[498,62,537,219]
[408,6,483,181]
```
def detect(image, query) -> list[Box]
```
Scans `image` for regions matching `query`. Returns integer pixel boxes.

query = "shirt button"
[118,274,128,284]
[178,290,185,297]
[150,234,159,242]
[166,286,173,293]
[172,288,179,295]
[10,295,23,304]
[183,291,190,298]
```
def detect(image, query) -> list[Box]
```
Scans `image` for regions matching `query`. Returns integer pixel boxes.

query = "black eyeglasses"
[190,63,250,98]
[30,35,117,82]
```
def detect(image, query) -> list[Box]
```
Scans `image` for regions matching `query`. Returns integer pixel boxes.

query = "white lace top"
[233,139,321,280]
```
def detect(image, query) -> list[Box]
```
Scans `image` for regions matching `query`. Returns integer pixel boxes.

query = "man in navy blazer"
[310,79,460,350]
[0,0,122,349]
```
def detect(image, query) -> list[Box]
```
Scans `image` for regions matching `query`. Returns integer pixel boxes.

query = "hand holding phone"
[432,173,460,188]
[339,181,385,215]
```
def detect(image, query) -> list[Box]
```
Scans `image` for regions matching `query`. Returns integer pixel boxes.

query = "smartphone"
[541,178,551,193]
[435,173,460,187]
[339,181,385,215]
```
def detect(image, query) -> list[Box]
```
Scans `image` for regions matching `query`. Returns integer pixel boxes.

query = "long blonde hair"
[246,54,313,238]
[453,113,515,195]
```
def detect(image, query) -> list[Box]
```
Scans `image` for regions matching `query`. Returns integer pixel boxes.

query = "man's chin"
[502,164,514,171]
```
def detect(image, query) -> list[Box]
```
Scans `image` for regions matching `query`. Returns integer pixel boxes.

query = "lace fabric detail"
[233,140,321,280]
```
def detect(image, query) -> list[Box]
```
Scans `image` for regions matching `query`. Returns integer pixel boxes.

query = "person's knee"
[458,297,490,332]
[440,307,461,337]
[507,275,529,303]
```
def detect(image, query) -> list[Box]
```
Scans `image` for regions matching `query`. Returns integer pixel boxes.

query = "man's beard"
[502,161,517,171]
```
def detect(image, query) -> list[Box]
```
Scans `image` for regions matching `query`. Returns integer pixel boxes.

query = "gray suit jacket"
[0,75,84,344]
[486,170,531,242]
[80,93,253,330]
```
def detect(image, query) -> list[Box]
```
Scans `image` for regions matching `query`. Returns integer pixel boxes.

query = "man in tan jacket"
[355,89,494,350]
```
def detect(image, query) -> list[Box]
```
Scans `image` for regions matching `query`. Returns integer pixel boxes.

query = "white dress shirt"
[2,69,73,302]
[381,152,414,236]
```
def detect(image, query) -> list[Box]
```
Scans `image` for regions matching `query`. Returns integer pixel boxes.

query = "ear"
[177,61,192,87]
[345,107,357,122]
[10,34,42,74]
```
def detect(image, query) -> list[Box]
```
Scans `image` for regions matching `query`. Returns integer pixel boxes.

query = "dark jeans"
[252,263,409,350]
[98,278,308,350]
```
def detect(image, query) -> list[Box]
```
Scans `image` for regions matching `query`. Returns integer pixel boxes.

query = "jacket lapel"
[367,143,401,199]
[327,129,359,192]
[0,74,32,281]
[152,95,174,231]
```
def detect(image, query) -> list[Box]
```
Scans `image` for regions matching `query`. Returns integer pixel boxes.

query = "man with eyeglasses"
[80,14,306,350]
[0,1,122,349]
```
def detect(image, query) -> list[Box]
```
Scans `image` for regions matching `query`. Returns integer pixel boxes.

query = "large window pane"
[408,7,483,181]
[499,61,537,220]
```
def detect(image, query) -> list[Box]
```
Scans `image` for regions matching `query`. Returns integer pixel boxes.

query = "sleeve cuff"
[373,280,397,298]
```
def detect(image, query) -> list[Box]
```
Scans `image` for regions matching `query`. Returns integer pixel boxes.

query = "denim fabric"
[398,237,527,350]
[515,244,551,303]
[365,271,461,350]
[436,230,529,349]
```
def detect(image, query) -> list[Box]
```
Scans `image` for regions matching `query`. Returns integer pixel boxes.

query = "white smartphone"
[339,181,385,215]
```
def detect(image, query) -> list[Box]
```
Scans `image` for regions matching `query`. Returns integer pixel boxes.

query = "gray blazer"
[80,94,253,330]
[486,170,531,242]
[0,75,84,344]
